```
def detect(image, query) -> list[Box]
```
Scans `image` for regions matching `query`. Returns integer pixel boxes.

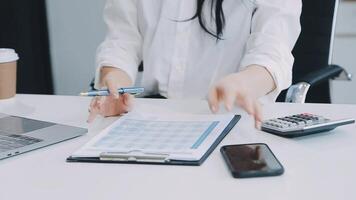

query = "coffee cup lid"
[0,49,19,63]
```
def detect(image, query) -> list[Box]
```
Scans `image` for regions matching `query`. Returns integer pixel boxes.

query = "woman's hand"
[87,67,134,123]
[208,65,276,129]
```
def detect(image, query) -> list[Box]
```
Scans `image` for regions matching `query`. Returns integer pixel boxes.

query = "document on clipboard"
[67,113,240,166]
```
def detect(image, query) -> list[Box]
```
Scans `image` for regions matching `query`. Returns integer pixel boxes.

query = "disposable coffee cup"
[0,49,19,99]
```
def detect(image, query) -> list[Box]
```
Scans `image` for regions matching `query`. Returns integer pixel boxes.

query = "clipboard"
[67,115,241,166]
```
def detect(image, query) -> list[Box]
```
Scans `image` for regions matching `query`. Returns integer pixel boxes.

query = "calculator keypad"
[262,113,355,138]
[262,113,330,132]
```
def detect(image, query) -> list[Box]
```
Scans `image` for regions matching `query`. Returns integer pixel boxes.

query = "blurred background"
[0,0,355,104]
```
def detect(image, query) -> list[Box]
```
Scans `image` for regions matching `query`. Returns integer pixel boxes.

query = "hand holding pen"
[80,87,144,97]
[86,67,142,123]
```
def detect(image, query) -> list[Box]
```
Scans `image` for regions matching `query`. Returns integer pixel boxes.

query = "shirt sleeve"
[239,0,302,102]
[95,0,142,89]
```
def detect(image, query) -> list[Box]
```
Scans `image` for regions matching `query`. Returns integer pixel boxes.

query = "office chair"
[277,0,352,103]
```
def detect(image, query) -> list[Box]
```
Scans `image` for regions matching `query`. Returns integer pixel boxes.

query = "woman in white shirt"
[89,0,302,127]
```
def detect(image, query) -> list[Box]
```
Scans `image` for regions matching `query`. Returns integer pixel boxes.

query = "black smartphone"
[220,143,284,178]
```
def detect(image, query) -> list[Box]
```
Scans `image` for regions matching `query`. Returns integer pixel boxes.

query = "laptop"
[0,113,87,160]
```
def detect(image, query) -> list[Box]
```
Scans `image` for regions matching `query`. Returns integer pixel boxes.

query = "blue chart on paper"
[93,119,220,151]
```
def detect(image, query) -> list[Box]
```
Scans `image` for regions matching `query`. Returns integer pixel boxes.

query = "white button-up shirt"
[95,0,302,101]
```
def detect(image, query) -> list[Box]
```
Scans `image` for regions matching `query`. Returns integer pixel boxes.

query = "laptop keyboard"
[0,134,42,153]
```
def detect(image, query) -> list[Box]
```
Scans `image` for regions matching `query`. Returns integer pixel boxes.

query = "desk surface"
[0,95,355,200]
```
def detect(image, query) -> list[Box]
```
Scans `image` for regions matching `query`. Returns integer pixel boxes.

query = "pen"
[80,87,145,97]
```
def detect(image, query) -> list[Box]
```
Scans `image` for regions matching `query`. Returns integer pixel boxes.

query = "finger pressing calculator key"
[261,113,355,138]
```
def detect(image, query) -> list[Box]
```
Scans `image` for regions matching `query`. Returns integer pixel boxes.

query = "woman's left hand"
[208,73,263,129]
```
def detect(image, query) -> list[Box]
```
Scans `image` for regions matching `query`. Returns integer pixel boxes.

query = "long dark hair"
[191,0,226,40]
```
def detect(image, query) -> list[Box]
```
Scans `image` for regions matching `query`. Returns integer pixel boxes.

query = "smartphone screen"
[220,144,284,178]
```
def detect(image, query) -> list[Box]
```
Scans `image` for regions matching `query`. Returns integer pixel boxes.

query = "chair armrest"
[297,64,347,86]
[297,65,352,86]
[285,64,351,103]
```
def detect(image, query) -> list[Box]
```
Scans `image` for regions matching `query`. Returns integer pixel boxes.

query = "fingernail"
[211,106,217,113]
[255,121,262,130]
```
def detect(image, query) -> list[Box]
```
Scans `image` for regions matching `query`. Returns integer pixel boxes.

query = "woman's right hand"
[87,67,134,123]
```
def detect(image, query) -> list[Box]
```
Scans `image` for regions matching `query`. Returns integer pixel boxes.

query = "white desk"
[0,95,356,200]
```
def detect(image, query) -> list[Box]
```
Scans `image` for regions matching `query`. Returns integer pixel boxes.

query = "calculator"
[261,113,355,138]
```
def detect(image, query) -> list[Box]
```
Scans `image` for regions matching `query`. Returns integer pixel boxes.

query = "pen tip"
[80,92,88,96]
